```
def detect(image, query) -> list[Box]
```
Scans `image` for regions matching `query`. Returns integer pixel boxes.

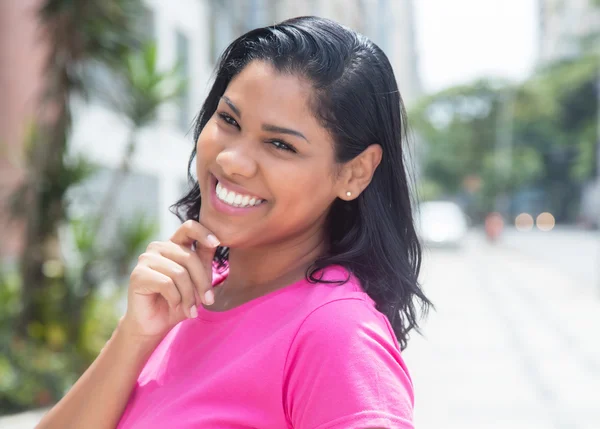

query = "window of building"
[176,30,191,133]
[209,0,236,65]
[67,167,161,248]
[208,0,272,67]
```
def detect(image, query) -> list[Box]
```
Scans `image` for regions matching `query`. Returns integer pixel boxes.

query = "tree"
[66,43,185,345]
[411,80,502,194]
[410,80,544,217]
[14,0,144,336]
[516,55,598,221]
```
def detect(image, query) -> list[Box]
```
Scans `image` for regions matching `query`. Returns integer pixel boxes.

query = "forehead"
[224,61,315,118]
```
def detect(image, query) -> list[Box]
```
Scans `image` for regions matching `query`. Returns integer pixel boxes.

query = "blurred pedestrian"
[484,212,504,242]
[37,16,430,429]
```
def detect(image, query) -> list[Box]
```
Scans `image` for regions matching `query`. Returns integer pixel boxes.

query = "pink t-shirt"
[117,265,414,428]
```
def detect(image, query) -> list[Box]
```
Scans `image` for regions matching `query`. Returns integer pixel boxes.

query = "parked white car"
[416,201,469,247]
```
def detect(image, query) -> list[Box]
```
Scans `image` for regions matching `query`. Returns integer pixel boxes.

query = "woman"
[38,16,430,429]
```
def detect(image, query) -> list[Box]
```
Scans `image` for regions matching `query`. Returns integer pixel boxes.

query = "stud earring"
[346,191,352,197]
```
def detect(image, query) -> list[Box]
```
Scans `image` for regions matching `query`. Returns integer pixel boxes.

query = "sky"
[414,0,539,93]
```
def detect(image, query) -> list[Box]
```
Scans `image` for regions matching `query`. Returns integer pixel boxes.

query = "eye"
[218,112,239,128]
[268,139,297,153]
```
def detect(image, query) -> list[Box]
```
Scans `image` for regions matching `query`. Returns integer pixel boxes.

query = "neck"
[225,226,327,292]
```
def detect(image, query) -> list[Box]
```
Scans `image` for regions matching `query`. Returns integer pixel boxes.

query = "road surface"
[404,232,600,429]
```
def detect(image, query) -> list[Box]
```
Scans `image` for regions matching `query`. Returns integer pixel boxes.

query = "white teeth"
[215,181,263,208]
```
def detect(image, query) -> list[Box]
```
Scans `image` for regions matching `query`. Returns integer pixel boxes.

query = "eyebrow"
[262,124,309,142]
[221,96,241,117]
[220,95,309,143]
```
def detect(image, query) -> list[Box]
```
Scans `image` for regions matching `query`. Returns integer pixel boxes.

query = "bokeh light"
[515,213,534,232]
[536,212,555,232]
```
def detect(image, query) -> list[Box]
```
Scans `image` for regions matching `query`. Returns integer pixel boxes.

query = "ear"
[337,144,383,200]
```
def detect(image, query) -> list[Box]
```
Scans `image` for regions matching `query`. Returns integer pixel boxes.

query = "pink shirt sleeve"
[283,298,415,429]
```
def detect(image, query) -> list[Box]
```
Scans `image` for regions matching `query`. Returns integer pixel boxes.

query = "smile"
[215,181,265,208]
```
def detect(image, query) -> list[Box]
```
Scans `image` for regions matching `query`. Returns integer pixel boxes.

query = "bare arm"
[36,321,161,429]
[37,220,219,429]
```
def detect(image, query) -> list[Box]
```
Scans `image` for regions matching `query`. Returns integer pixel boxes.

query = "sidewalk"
[404,233,600,429]
[499,226,600,298]
[0,408,48,429]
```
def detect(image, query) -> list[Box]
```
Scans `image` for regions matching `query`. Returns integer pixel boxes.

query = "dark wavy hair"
[171,16,430,349]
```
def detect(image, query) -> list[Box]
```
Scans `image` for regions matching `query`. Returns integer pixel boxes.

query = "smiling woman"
[37,16,431,429]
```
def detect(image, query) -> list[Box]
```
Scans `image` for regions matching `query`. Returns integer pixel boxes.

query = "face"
[195,61,345,249]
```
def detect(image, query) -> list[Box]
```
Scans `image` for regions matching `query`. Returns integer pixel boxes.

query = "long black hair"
[172,16,430,349]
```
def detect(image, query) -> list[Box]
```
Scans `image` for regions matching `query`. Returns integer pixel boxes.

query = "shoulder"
[285,265,406,378]
[282,270,415,428]
[293,265,397,347]
[297,265,374,310]
[288,294,401,362]
[286,265,411,391]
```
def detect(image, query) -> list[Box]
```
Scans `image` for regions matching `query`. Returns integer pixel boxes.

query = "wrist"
[113,317,164,354]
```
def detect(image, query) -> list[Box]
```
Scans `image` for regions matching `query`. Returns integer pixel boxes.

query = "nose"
[215,146,258,179]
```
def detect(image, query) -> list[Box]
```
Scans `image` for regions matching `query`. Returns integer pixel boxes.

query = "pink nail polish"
[204,290,215,305]
[190,305,198,318]
[207,234,220,248]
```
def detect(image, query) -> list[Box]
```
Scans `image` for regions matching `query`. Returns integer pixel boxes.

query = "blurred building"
[538,0,600,63]
[208,0,422,104]
[0,0,48,261]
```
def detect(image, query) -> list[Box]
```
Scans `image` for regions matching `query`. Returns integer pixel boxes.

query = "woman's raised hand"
[121,220,220,339]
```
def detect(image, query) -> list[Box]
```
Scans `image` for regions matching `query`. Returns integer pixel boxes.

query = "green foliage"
[39,0,145,96]
[122,42,187,127]
[111,215,158,277]
[0,213,156,414]
[411,80,514,197]
[95,42,187,128]
[0,270,68,411]
[411,53,599,221]
[418,179,446,202]
[0,335,81,411]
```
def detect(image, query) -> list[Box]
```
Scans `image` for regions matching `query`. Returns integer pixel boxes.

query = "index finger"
[171,220,220,305]
[171,220,220,250]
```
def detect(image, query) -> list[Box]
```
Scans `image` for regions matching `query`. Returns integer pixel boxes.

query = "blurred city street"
[405,228,600,429]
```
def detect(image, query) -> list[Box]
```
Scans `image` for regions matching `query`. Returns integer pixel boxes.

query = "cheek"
[272,162,337,211]
[195,121,220,170]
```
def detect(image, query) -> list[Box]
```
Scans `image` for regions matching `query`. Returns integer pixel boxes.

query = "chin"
[199,209,224,237]
[198,210,246,248]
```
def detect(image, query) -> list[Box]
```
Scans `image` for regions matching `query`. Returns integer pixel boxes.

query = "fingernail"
[207,234,220,248]
[204,289,215,306]
[189,305,198,318]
